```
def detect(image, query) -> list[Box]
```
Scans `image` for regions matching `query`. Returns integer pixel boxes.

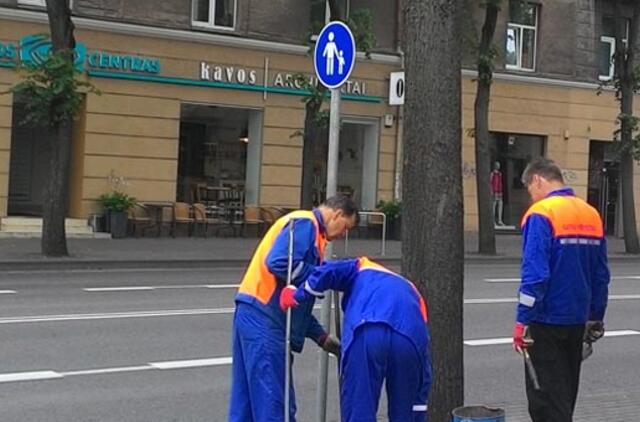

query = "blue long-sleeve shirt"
[517,188,610,325]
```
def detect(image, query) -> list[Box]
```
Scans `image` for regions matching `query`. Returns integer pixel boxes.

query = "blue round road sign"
[314,21,356,89]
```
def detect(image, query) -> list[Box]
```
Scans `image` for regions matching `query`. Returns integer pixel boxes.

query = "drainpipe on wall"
[393,0,404,201]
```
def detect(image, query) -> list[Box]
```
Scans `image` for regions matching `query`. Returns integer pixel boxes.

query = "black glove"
[584,321,605,343]
[318,334,341,357]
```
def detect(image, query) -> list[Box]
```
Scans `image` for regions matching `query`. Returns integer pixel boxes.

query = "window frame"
[191,0,237,32]
[17,0,46,7]
[598,18,629,82]
[311,0,351,40]
[505,4,539,72]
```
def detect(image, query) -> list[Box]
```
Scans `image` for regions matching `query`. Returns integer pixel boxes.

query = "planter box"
[109,211,128,239]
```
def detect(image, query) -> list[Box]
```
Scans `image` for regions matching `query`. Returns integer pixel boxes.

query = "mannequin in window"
[491,161,505,226]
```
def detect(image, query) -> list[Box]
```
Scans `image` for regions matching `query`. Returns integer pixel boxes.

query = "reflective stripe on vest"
[357,257,429,322]
[238,211,326,305]
[521,195,604,239]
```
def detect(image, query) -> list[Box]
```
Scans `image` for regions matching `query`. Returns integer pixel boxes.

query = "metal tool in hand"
[284,219,296,422]
[523,349,541,390]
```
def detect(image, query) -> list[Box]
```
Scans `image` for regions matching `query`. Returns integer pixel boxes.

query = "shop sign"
[0,41,18,61]
[200,60,367,96]
[0,35,161,75]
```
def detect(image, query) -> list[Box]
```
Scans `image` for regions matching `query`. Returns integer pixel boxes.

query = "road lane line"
[83,284,239,292]
[62,366,152,377]
[465,295,640,305]
[0,290,16,294]
[149,357,232,369]
[0,308,236,324]
[485,275,640,283]
[464,329,640,346]
[83,287,154,292]
[0,370,63,383]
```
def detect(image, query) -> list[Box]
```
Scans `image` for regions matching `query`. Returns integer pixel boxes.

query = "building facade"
[0,0,639,236]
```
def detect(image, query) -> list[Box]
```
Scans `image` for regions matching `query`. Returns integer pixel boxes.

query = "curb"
[0,255,637,271]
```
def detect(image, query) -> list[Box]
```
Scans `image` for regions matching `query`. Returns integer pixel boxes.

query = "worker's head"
[318,196,359,241]
[521,158,565,203]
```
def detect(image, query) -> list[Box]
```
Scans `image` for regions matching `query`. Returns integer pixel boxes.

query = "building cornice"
[0,7,401,65]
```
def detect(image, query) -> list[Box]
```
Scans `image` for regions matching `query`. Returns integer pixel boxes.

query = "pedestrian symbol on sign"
[314,21,356,89]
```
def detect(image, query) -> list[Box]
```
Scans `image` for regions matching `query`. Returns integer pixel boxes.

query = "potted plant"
[377,199,402,240]
[97,191,136,238]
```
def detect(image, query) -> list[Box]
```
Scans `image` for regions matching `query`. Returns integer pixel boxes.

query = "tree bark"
[402,0,464,420]
[614,0,640,254]
[41,0,75,256]
[474,3,499,255]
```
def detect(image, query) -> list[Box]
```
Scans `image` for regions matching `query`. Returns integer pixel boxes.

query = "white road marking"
[61,366,152,377]
[485,275,640,283]
[0,290,16,294]
[2,267,242,275]
[464,329,640,346]
[0,370,63,383]
[0,308,235,324]
[83,284,238,292]
[465,294,640,305]
[0,357,234,384]
[149,357,232,369]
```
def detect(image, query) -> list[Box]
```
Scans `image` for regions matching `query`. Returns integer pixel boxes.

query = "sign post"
[313,20,356,422]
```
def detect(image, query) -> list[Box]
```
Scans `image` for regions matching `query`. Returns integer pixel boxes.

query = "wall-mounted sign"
[389,71,404,105]
[0,35,161,75]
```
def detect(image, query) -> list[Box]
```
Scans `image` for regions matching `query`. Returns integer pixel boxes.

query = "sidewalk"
[0,233,635,270]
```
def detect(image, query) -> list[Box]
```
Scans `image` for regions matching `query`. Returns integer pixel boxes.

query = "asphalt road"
[0,262,638,421]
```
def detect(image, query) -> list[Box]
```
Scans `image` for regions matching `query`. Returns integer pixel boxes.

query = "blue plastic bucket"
[452,405,505,422]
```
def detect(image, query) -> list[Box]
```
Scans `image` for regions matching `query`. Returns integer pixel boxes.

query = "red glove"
[279,286,299,311]
[512,322,533,354]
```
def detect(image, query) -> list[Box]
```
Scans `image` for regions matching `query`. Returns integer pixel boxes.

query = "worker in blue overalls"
[280,257,432,422]
[229,196,359,422]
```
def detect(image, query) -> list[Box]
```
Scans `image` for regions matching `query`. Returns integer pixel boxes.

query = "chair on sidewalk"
[127,204,152,237]
[242,206,265,237]
[171,202,194,237]
[193,203,221,238]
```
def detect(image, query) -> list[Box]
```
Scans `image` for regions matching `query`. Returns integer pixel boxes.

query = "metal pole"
[284,220,295,422]
[316,88,341,422]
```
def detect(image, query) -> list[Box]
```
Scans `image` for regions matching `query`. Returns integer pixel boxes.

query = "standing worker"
[512,158,610,422]
[229,196,359,422]
[280,257,432,422]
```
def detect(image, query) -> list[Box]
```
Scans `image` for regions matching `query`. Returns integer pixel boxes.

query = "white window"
[18,0,46,7]
[192,0,236,30]
[599,17,628,81]
[505,3,538,72]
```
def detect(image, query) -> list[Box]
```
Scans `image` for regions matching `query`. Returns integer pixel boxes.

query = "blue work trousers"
[229,303,296,422]
[341,322,431,422]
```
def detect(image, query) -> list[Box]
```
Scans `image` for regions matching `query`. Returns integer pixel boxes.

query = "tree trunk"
[42,122,73,256]
[474,3,499,255]
[402,0,464,420]
[41,0,75,256]
[615,0,640,254]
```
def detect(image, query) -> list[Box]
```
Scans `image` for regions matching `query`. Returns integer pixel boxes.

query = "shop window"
[599,16,629,81]
[505,2,538,71]
[489,133,545,228]
[192,0,235,30]
[178,104,262,210]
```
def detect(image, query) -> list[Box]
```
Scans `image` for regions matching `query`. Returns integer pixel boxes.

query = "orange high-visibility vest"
[238,210,327,305]
[357,257,429,322]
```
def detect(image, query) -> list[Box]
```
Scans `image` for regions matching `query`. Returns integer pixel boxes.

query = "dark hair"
[323,195,360,224]
[521,157,564,185]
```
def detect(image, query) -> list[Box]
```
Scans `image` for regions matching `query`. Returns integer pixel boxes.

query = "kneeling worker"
[280,257,432,422]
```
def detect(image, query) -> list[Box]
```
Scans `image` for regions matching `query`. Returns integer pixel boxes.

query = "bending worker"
[229,196,359,422]
[512,158,610,421]
[280,257,432,422]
